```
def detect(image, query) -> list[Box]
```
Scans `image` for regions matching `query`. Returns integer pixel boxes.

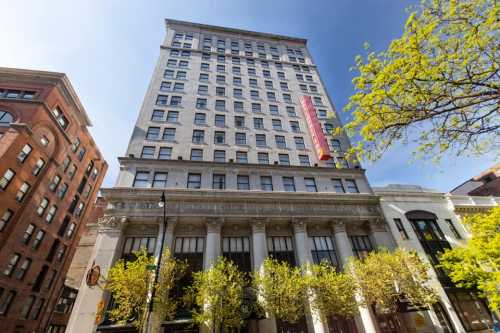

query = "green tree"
[253,258,307,324]
[306,262,360,319]
[344,0,499,162]
[350,249,438,314]
[440,207,500,310]
[186,257,247,332]
[105,248,184,331]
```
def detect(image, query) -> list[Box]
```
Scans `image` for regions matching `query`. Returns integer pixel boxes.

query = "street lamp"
[147,191,167,330]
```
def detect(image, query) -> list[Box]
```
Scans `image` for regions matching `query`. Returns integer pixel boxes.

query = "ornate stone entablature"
[101,188,383,221]
[97,216,128,232]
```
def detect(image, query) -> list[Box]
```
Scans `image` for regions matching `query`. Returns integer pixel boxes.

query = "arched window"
[0,111,14,126]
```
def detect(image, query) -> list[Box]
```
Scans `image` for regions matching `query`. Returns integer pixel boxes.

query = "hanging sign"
[300,95,331,160]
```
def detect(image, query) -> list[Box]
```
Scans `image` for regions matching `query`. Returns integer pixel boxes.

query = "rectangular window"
[146,127,160,140]
[46,205,58,223]
[279,154,290,165]
[17,144,32,163]
[33,230,45,249]
[199,73,209,82]
[36,198,49,216]
[15,258,31,280]
[233,76,242,85]
[294,137,305,150]
[164,69,174,79]
[176,71,186,79]
[223,237,251,272]
[216,86,225,96]
[234,101,244,112]
[248,68,256,75]
[445,219,462,239]
[187,173,202,189]
[198,85,208,95]
[232,66,241,74]
[0,290,16,315]
[267,236,295,265]
[173,82,184,92]
[237,175,250,190]
[250,90,259,99]
[170,96,182,106]
[32,158,45,176]
[214,131,225,144]
[313,96,323,105]
[283,94,292,103]
[163,128,176,141]
[283,177,295,192]
[0,169,15,190]
[217,64,225,72]
[214,150,225,162]
[290,121,300,133]
[158,147,172,160]
[3,253,20,276]
[304,178,317,192]
[287,106,296,117]
[393,218,409,240]
[299,155,310,166]
[269,105,279,115]
[200,63,210,71]
[190,149,203,161]
[345,179,359,193]
[215,114,225,127]
[332,179,345,193]
[216,75,225,84]
[261,176,273,191]
[265,80,273,89]
[141,146,155,159]
[215,100,226,111]
[52,107,69,130]
[249,78,257,87]
[234,116,245,128]
[233,88,243,98]
[310,236,339,268]
[151,110,164,121]
[0,209,13,232]
[133,171,149,188]
[275,135,286,149]
[235,132,246,145]
[194,113,206,125]
[152,172,168,188]
[251,103,261,113]
[267,91,276,101]
[21,295,35,319]
[272,119,283,130]
[350,236,373,259]
[156,95,168,105]
[16,182,31,202]
[330,139,342,151]
[277,72,285,80]
[236,151,248,164]
[254,151,268,164]
[253,117,264,129]
[213,174,226,190]
[192,130,205,144]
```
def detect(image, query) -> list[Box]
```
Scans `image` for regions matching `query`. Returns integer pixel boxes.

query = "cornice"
[100,187,380,205]
[165,19,307,44]
[117,156,367,175]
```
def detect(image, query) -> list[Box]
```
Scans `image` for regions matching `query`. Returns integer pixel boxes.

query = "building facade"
[0,68,107,332]
[375,185,499,333]
[68,19,396,333]
[47,197,107,332]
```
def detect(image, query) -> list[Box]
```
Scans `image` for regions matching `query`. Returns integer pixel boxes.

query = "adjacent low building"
[0,67,107,333]
[374,184,499,333]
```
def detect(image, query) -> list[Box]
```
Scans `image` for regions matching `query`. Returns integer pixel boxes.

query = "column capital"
[206,217,223,233]
[97,216,127,232]
[330,220,347,233]
[251,218,267,233]
[292,217,307,234]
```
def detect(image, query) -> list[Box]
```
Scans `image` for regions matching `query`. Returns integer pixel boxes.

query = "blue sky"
[1,0,496,191]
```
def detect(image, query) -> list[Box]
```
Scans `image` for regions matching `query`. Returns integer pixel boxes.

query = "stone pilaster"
[66,216,128,333]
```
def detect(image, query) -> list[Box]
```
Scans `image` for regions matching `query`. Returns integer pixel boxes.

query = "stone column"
[369,219,396,250]
[66,216,127,333]
[332,221,379,333]
[204,217,222,269]
[251,219,277,333]
[293,219,327,333]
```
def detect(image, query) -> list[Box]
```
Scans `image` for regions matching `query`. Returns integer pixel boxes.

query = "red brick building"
[0,67,107,332]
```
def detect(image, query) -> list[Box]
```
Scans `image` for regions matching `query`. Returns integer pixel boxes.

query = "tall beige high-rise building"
[68,19,396,333]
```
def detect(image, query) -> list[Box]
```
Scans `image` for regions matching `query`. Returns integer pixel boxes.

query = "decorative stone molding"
[292,218,307,233]
[97,216,127,232]
[206,217,223,233]
[331,220,347,233]
[251,218,267,233]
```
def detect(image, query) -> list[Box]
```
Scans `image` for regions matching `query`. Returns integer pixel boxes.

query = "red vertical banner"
[300,95,331,161]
